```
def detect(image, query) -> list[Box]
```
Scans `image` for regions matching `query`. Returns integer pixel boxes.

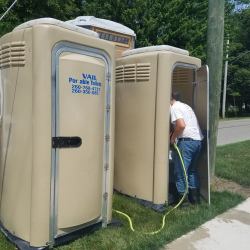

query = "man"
[170,93,203,207]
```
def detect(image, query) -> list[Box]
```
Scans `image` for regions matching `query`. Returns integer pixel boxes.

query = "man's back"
[170,101,203,140]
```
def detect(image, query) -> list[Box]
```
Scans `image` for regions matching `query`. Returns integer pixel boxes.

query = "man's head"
[171,93,176,106]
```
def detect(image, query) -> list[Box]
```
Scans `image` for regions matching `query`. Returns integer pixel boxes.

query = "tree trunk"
[239,101,242,115]
[245,101,249,113]
[233,97,237,116]
[206,0,225,178]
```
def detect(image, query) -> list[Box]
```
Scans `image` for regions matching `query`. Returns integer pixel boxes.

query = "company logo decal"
[68,73,102,95]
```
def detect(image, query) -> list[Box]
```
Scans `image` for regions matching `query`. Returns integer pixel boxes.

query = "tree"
[0,0,83,37]
[227,67,250,113]
[223,3,250,115]
[227,88,241,115]
[83,0,208,61]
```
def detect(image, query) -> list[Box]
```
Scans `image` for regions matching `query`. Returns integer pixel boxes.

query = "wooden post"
[206,0,225,177]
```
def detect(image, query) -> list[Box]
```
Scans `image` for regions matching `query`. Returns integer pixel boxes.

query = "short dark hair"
[172,93,175,100]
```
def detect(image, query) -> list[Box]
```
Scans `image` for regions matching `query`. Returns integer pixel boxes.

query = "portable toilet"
[114,45,210,211]
[0,18,116,249]
[66,16,136,59]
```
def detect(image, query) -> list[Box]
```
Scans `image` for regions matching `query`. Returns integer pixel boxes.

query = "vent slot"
[137,63,150,81]
[124,64,136,82]
[173,68,189,84]
[116,65,124,83]
[1,43,10,50]
[0,41,25,68]
[115,63,151,83]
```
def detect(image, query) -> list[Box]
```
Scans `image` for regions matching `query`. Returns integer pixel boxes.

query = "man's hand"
[170,135,175,145]
[170,132,175,145]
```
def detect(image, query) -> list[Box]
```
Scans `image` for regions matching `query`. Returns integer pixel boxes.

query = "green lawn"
[216,140,250,187]
[219,115,250,121]
[0,191,245,250]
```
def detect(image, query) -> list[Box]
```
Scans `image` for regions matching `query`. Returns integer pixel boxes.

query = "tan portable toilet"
[66,16,136,59]
[114,45,210,211]
[0,18,116,249]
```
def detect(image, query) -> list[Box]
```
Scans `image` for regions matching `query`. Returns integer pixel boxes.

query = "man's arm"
[170,118,186,144]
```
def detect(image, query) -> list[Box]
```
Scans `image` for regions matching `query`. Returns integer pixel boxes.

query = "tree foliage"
[224,1,250,113]
[0,0,83,37]
[0,0,249,113]
[83,0,208,61]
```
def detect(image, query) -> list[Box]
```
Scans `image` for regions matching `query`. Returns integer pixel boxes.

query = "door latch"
[52,137,82,148]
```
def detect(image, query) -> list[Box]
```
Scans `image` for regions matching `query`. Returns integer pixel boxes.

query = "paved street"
[217,119,250,146]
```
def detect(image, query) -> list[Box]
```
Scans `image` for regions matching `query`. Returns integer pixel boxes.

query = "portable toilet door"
[51,42,112,245]
[193,65,210,202]
[0,18,116,249]
[171,63,210,204]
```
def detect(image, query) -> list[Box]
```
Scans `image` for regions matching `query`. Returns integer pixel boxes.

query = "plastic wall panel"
[115,53,158,201]
[0,28,32,242]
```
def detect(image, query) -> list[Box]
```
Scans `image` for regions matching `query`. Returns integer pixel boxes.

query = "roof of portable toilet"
[66,16,136,37]
[122,45,189,57]
[13,18,99,38]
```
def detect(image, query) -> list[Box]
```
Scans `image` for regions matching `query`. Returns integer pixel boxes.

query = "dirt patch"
[211,176,250,198]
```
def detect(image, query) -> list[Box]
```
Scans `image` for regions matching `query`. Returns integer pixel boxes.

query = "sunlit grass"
[216,140,250,187]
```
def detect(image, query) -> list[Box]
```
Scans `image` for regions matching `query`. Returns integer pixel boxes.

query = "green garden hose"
[113,142,188,235]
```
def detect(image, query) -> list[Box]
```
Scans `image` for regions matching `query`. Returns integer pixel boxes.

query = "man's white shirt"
[170,101,204,140]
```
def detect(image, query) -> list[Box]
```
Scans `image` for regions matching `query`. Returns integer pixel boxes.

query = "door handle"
[52,137,82,148]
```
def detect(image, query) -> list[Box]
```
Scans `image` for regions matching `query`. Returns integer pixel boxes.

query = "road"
[217,119,250,146]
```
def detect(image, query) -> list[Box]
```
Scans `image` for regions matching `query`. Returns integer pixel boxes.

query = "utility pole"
[206,0,225,178]
[222,38,229,119]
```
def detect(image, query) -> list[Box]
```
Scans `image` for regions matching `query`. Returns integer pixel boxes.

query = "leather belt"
[178,138,194,141]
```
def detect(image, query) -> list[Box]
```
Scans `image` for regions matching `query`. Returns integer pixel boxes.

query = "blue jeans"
[174,140,202,195]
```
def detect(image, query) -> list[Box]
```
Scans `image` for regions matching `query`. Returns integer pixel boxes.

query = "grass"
[219,110,250,120]
[219,116,250,121]
[1,142,249,250]
[0,191,245,250]
[216,140,250,187]
[0,231,15,250]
